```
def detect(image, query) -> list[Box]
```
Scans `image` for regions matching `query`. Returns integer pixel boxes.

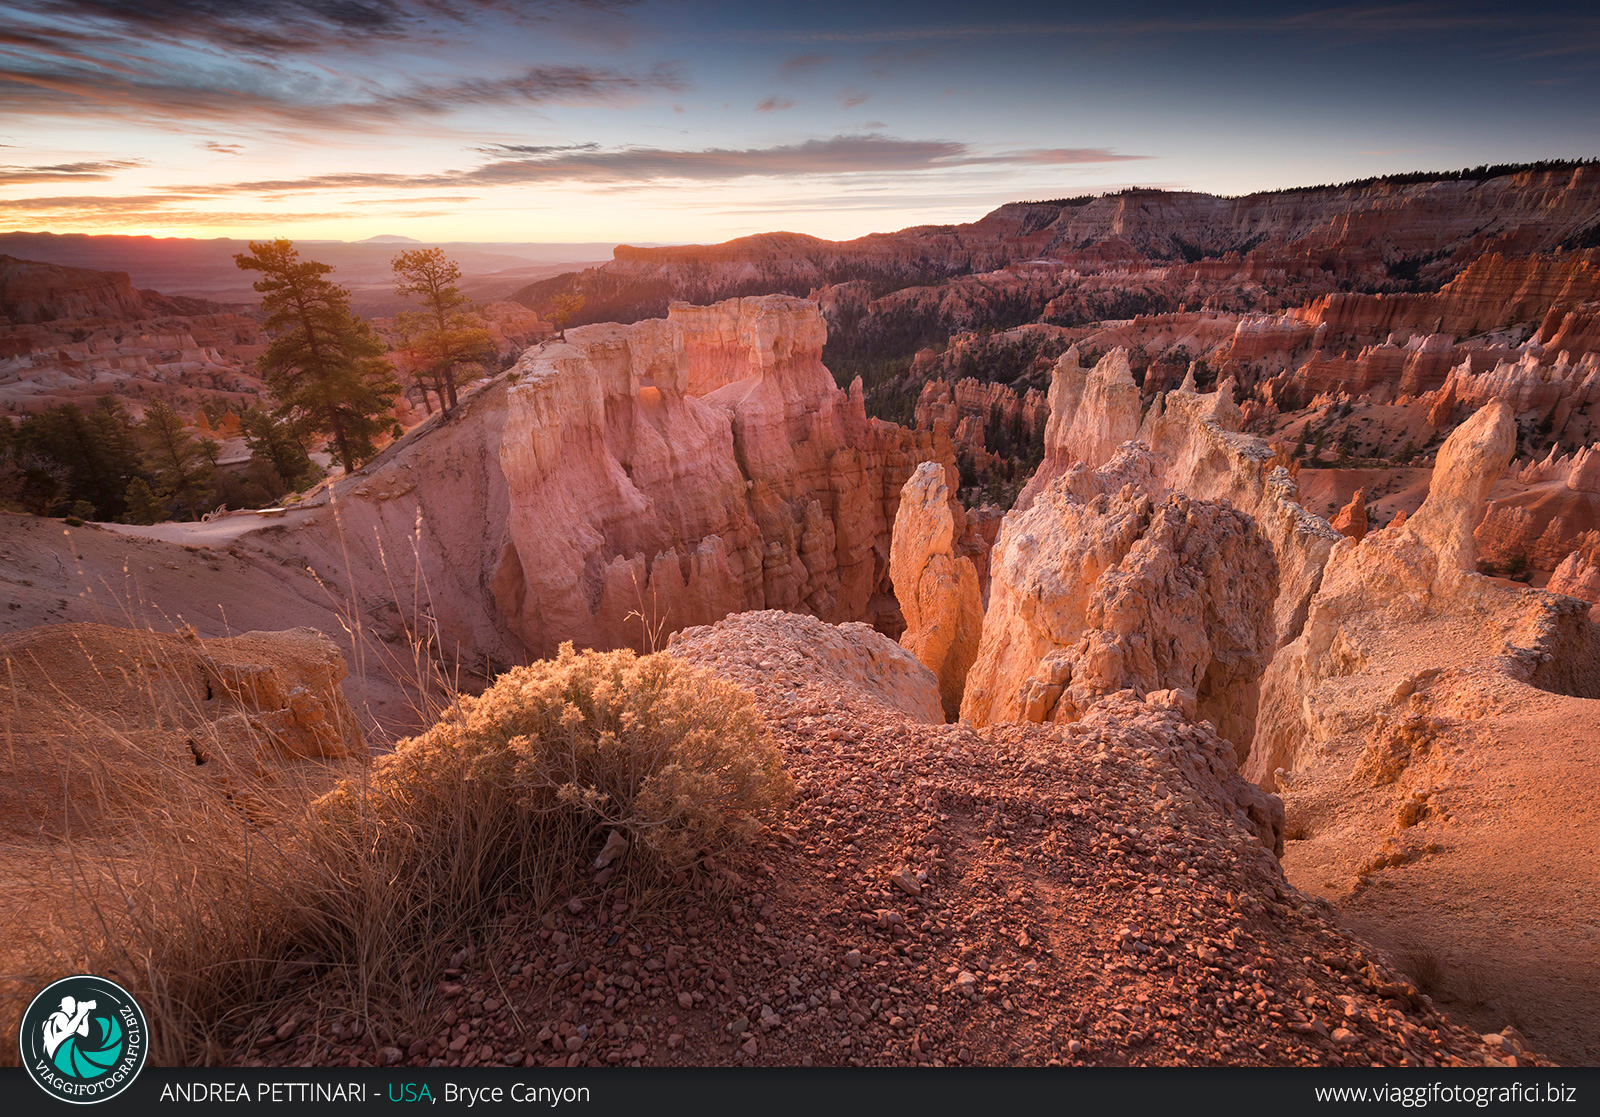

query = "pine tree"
[15,399,142,519]
[139,400,217,520]
[236,239,400,473]
[239,405,321,495]
[392,247,495,413]
[123,476,166,525]
[548,293,585,341]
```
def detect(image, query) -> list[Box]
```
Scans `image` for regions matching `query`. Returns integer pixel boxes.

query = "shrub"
[6,641,787,1065]
[357,643,791,879]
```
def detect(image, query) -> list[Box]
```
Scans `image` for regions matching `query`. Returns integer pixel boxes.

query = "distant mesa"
[360,235,422,244]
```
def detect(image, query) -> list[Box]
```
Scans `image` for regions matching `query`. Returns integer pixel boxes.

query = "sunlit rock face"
[890,462,983,722]
[490,295,954,656]
[962,446,1279,758]
[1248,402,1520,786]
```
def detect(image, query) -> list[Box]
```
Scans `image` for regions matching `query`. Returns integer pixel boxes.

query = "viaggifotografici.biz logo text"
[19,975,148,1104]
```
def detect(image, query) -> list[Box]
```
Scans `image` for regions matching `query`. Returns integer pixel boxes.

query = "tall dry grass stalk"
[3,589,788,1068]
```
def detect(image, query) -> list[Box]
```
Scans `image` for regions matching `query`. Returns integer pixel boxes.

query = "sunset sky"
[2,0,1597,245]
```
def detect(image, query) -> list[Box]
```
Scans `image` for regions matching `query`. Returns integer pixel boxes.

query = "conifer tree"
[139,400,217,521]
[123,476,165,525]
[392,247,494,412]
[239,405,321,494]
[236,239,400,473]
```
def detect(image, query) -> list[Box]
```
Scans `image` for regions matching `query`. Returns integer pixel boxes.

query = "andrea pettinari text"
[156,1081,593,1106]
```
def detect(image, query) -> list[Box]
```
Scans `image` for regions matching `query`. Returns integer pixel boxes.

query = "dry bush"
[356,642,793,884]
[3,639,788,1067]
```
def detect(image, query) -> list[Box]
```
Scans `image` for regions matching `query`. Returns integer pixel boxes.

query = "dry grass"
[3,621,790,1067]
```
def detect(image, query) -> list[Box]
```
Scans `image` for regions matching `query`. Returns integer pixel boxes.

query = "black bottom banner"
[2,1066,1594,1117]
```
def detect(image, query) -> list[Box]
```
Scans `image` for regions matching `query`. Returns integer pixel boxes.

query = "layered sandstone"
[1015,347,1141,510]
[889,462,983,720]
[961,447,1279,757]
[1249,402,1518,787]
[0,254,150,323]
[1547,531,1600,609]
[1291,252,1600,344]
[248,296,953,665]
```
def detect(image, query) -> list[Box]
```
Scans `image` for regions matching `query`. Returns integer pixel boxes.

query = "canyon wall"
[249,296,953,667]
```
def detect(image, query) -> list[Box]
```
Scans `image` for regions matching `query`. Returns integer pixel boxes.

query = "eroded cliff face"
[961,447,1279,757]
[492,296,951,654]
[1248,402,1519,787]
[889,462,983,721]
[1019,349,1341,645]
[256,296,953,667]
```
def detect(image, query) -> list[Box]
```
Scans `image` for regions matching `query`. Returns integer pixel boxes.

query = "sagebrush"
[4,641,789,1066]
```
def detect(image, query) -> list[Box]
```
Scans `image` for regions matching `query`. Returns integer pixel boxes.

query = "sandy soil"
[0,512,424,739]
[218,615,1531,1070]
[1277,608,1600,1065]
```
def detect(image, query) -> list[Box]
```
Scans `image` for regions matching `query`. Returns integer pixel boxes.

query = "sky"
[1,0,1598,246]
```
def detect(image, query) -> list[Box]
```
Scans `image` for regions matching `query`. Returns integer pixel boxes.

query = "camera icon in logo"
[20,975,147,1104]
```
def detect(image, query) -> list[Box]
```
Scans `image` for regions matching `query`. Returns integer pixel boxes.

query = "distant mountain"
[0,233,618,304]
[512,162,1600,327]
[361,235,422,244]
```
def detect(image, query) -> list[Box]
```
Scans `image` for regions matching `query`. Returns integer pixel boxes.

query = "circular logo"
[18,975,148,1104]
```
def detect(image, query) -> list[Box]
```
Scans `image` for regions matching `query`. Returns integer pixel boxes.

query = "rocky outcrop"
[1331,488,1369,540]
[913,377,1048,469]
[1137,383,1343,644]
[1548,531,1600,608]
[0,622,364,840]
[1404,401,1515,575]
[1249,402,1517,786]
[1018,354,1340,647]
[962,448,1279,756]
[1292,252,1600,344]
[889,462,983,720]
[0,255,149,324]
[1419,350,1600,432]
[1015,346,1141,509]
[257,296,953,667]
[668,609,942,724]
[528,171,1600,326]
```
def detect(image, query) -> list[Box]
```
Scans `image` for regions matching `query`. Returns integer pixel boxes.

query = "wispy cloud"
[755,96,794,113]
[169,134,1149,193]
[717,6,1540,45]
[0,189,348,228]
[778,51,831,80]
[0,0,676,132]
[202,141,244,155]
[0,158,144,184]
[837,88,869,109]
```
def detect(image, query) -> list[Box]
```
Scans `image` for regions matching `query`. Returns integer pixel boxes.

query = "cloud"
[0,54,687,130]
[169,134,1149,194]
[778,52,831,80]
[0,1,676,132]
[7,1,614,56]
[0,158,144,184]
[837,88,869,109]
[755,96,794,113]
[202,141,244,155]
[0,189,349,227]
[718,8,1538,46]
